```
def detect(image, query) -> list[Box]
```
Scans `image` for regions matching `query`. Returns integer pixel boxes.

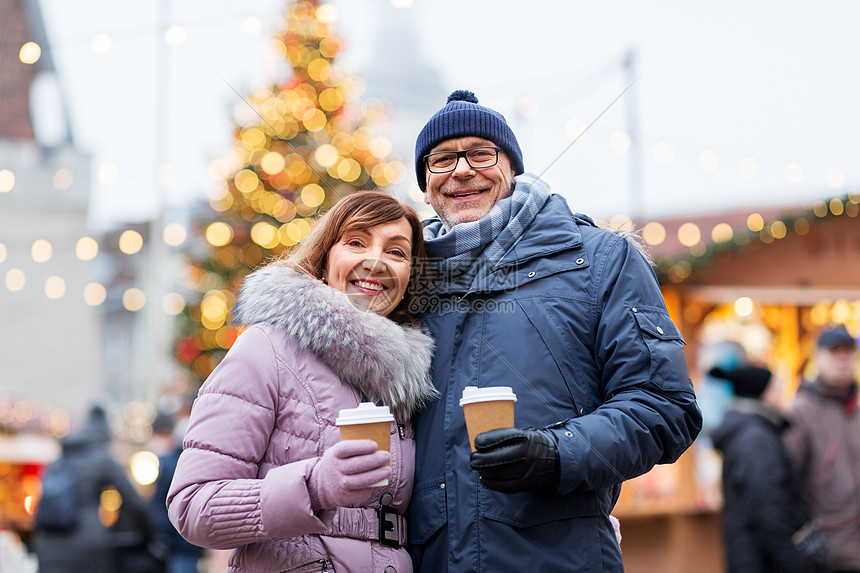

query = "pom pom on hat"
[447,90,479,104]
[414,90,524,191]
[709,366,772,399]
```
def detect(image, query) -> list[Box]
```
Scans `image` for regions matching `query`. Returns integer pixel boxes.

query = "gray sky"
[38,0,860,230]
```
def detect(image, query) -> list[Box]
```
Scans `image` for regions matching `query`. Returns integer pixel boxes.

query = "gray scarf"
[422,172,551,293]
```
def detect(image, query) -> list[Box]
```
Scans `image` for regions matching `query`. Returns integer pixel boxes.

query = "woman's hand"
[308,439,391,511]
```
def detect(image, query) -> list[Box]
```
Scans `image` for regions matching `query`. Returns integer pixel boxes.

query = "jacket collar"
[232,266,438,421]
[494,195,590,268]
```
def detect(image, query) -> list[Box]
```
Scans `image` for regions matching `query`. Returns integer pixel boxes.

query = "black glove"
[469,427,560,493]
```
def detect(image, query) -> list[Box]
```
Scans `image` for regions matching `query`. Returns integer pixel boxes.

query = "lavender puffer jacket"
[167,267,437,573]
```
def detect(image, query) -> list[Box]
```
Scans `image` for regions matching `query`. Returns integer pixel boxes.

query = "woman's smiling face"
[323,217,413,317]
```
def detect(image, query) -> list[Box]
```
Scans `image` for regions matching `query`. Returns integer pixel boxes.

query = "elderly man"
[783,325,860,573]
[406,90,702,572]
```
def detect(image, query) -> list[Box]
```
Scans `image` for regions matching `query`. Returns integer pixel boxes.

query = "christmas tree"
[173,0,404,386]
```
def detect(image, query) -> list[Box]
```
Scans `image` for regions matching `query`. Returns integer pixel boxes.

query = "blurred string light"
[84,283,107,306]
[0,243,6,263]
[123,288,146,311]
[31,240,52,263]
[53,168,74,190]
[75,237,99,260]
[119,230,144,254]
[162,292,186,315]
[130,451,160,485]
[18,42,41,64]
[5,269,25,291]
[163,223,187,246]
[0,169,14,192]
[734,297,754,317]
[44,276,66,299]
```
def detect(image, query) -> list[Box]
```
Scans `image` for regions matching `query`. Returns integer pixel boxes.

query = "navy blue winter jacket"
[407,194,703,572]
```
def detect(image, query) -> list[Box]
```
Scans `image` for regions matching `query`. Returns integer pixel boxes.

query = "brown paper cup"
[336,403,395,486]
[462,400,515,452]
[460,386,517,452]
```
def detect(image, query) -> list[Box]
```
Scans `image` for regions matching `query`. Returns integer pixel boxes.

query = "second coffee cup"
[459,386,517,452]
[335,402,395,486]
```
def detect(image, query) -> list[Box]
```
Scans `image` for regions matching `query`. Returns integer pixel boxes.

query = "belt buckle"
[377,505,400,548]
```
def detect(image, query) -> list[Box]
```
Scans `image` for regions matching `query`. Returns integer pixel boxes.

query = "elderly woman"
[168,191,437,573]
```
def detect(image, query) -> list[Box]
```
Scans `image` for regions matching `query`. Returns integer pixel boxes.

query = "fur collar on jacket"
[232,265,438,421]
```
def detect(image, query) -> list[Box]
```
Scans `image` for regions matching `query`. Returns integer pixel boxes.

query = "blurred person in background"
[783,325,860,573]
[168,192,438,573]
[33,404,157,573]
[711,365,825,572]
[149,411,204,573]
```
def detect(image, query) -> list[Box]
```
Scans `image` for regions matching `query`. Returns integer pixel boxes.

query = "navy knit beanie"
[414,90,524,191]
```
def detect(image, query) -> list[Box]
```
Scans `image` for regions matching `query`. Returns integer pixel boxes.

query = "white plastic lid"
[335,402,395,425]
[459,386,517,406]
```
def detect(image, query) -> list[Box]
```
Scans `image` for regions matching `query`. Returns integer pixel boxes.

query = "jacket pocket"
[481,487,600,527]
[406,479,447,544]
[631,306,692,392]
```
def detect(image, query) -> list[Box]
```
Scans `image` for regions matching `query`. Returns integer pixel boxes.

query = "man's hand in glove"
[469,427,560,493]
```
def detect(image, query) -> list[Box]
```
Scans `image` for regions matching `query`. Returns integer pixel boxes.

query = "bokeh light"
[734,297,754,317]
[19,42,41,64]
[677,222,701,247]
[0,170,15,193]
[206,222,234,247]
[31,239,52,263]
[641,222,666,246]
[163,223,187,246]
[53,168,74,190]
[711,223,733,243]
[123,288,146,312]
[6,269,25,291]
[746,213,764,232]
[84,283,107,306]
[825,167,844,189]
[119,230,144,255]
[162,292,186,315]
[76,237,99,260]
[44,276,66,299]
[129,451,160,486]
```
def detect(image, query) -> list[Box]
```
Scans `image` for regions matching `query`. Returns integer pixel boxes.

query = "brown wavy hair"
[274,190,427,325]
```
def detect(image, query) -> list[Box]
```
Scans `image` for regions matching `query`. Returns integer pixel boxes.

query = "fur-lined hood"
[232,266,438,421]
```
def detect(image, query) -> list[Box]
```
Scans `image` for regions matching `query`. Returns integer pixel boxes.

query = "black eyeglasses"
[424,146,502,173]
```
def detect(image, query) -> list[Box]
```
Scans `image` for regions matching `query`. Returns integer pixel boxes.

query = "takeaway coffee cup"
[335,402,395,486]
[459,386,517,452]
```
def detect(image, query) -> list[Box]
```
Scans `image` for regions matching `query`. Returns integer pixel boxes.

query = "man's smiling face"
[424,136,516,229]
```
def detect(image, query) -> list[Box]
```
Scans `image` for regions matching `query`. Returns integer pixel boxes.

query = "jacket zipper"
[397,423,405,439]
[320,559,329,572]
